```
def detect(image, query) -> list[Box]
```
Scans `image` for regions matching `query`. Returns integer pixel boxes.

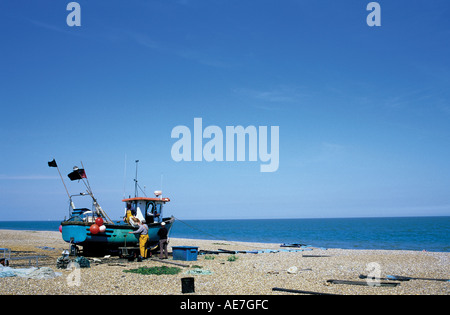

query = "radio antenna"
[134,160,139,198]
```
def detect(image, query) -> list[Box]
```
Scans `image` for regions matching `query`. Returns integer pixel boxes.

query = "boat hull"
[61,217,175,251]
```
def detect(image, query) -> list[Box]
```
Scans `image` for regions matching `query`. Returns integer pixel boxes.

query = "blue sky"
[0,0,449,220]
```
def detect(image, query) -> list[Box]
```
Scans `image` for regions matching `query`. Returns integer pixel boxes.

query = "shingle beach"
[1,229,448,295]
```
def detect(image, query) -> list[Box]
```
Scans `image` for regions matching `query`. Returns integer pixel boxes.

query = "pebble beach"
[1,229,449,295]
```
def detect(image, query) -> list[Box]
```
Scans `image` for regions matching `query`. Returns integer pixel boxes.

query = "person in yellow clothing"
[125,210,133,224]
[124,202,135,224]
[129,220,149,260]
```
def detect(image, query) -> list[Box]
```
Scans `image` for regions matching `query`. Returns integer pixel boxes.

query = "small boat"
[51,160,174,256]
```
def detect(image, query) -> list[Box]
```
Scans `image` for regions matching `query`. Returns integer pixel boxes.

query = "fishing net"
[74,256,90,268]
[0,266,61,279]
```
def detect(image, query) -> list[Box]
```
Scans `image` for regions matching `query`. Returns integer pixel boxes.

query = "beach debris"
[260,249,280,253]
[25,267,62,280]
[359,274,450,282]
[74,256,90,268]
[326,279,400,287]
[56,255,90,269]
[199,248,306,255]
[286,266,298,274]
[266,267,311,275]
[199,249,234,255]
[280,244,327,250]
[272,287,339,295]
[385,274,450,282]
[36,246,55,251]
[0,266,16,278]
[280,243,307,248]
[199,250,219,255]
[56,256,70,269]
[181,277,195,294]
[4,254,46,267]
[150,258,190,268]
[185,268,213,275]
[218,249,237,254]
[245,249,304,254]
[0,266,61,279]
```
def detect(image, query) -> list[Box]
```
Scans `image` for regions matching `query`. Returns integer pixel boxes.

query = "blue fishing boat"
[50,159,174,256]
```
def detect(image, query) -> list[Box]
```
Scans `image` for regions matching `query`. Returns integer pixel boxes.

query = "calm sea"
[1,216,449,252]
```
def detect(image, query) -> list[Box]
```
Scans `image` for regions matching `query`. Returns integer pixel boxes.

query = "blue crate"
[172,246,199,261]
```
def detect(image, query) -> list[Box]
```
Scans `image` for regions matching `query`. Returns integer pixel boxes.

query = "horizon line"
[0,214,449,222]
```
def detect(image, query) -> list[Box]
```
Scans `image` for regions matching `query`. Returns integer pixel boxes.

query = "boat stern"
[61,223,87,244]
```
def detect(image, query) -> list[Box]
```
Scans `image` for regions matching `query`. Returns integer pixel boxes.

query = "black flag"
[48,159,57,167]
[68,169,87,181]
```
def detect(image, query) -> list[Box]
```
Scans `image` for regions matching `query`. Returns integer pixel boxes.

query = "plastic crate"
[172,246,199,261]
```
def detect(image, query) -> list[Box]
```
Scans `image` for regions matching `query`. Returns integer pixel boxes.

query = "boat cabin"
[122,195,170,225]
[66,193,99,223]
[69,208,95,223]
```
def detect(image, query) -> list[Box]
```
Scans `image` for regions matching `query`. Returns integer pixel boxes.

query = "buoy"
[95,217,104,226]
[90,224,99,234]
[99,225,106,233]
[59,225,62,233]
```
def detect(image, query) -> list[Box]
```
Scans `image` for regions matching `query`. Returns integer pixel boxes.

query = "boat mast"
[134,159,139,198]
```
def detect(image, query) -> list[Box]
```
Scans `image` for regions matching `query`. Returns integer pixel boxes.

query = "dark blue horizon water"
[0,216,449,252]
